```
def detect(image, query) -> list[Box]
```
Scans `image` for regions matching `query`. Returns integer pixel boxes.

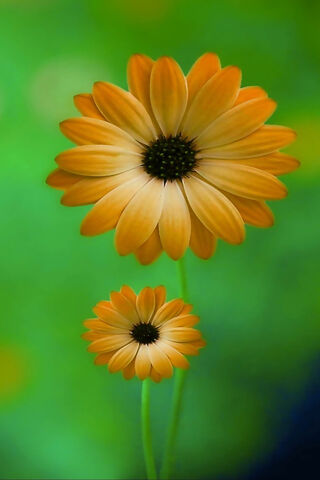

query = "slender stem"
[160,257,189,479]
[141,379,158,480]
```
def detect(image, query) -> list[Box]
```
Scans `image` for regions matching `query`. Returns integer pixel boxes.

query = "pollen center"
[142,134,197,181]
[131,322,159,345]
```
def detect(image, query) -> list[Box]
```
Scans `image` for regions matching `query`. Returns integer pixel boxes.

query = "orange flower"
[82,285,205,382]
[47,53,299,263]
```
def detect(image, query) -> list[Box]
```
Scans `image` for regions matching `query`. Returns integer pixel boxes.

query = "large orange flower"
[47,53,299,263]
[82,285,205,382]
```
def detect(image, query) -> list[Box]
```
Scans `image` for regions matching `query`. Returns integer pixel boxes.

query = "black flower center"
[142,134,197,181]
[131,322,159,345]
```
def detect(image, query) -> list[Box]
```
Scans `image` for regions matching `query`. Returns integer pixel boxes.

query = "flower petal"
[108,342,139,373]
[80,173,149,236]
[93,304,132,329]
[127,53,160,133]
[94,352,115,365]
[135,228,163,265]
[120,285,137,306]
[115,178,165,255]
[56,145,142,176]
[223,191,274,227]
[154,286,166,312]
[122,360,136,380]
[161,314,200,329]
[189,207,217,259]
[159,181,191,260]
[93,81,157,144]
[156,340,189,369]
[148,344,173,378]
[233,152,300,175]
[161,327,201,342]
[199,125,296,159]
[186,53,221,108]
[234,86,268,106]
[136,287,155,323]
[73,93,105,119]
[110,291,140,324]
[196,98,277,149]
[181,66,241,139]
[135,345,151,380]
[150,56,187,136]
[183,175,245,244]
[46,168,80,190]
[60,117,142,152]
[150,367,162,383]
[88,334,131,353]
[166,341,201,355]
[152,299,185,327]
[197,161,287,200]
[61,169,141,206]
[84,319,125,333]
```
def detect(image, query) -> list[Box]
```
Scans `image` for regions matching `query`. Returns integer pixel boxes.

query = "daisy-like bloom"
[47,53,299,264]
[82,285,205,382]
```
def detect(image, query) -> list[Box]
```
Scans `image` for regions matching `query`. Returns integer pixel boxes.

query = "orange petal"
[234,86,268,106]
[186,53,221,108]
[84,319,125,333]
[223,192,274,228]
[150,56,187,136]
[197,162,287,200]
[115,178,164,255]
[159,182,191,260]
[127,53,160,133]
[108,342,139,373]
[73,93,105,119]
[150,367,162,383]
[61,169,140,206]
[93,81,156,144]
[233,152,300,175]
[196,97,277,149]
[183,175,245,244]
[166,340,200,356]
[161,327,201,342]
[161,314,199,329]
[136,287,155,323]
[154,286,166,312]
[199,125,296,159]
[156,340,189,369]
[152,299,185,327]
[56,145,142,176]
[93,304,132,329]
[122,359,136,380]
[135,228,163,265]
[80,173,149,236]
[60,117,142,152]
[135,345,151,380]
[120,285,137,305]
[189,207,217,260]
[148,343,173,378]
[181,66,241,139]
[94,352,115,365]
[88,334,131,353]
[110,291,140,324]
[46,168,80,190]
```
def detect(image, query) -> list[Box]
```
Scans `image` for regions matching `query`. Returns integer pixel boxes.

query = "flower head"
[82,285,205,382]
[47,53,299,263]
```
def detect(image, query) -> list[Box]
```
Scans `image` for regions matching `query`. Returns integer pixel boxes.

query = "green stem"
[160,257,189,480]
[141,379,158,479]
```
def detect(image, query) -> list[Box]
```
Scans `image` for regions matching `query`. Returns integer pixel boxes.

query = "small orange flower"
[47,53,299,263]
[82,286,205,382]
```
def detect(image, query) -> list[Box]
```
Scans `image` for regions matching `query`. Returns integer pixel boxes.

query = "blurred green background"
[1,0,320,478]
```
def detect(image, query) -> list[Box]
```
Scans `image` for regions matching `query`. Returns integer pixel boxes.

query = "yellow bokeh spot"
[0,346,27,402]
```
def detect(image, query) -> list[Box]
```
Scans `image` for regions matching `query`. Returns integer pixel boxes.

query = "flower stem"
[141,378,158,480]
[160,257,189,479]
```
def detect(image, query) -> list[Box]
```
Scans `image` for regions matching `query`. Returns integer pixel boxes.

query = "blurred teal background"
[1,0,320,478]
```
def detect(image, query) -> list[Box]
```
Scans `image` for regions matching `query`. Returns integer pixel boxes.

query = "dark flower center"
[142,134,197,181]
[131,322,159,345]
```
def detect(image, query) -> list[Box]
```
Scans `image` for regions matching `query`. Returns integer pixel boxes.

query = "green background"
[1,0,319,478]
